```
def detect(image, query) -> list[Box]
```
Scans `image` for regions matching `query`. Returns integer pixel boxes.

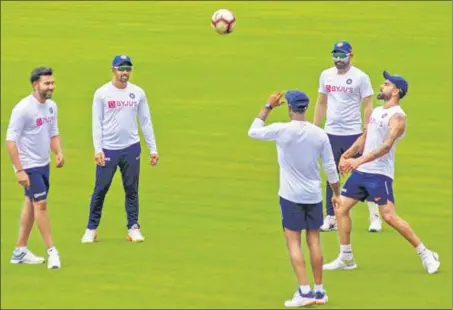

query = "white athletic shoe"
[320,215,337,232]
[284,289,316,307]
[81,229,98,243]
[10,248,45,264]
[127,224,145,242]
[47,249,61,269]
[314,290,329,305]
[422,251,440,274]
[323,256,357,270]
[368,216,382,232]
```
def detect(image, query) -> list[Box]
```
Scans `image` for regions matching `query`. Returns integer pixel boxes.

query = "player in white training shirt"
[6,67,64,269]
[81,55,159,243]
[323,71,440,275]
[248,90,341,307]
[313,40,382,233]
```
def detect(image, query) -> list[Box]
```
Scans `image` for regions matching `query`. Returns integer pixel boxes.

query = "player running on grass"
[6,67,63,269]
[248,90,340,307]
[323,71,440,274]
[81,55,159,243]
[313,40,383,233]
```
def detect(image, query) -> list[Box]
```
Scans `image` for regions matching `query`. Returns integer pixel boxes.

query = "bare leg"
[16,198,34,247]
[306,230,322,285]
[335,196,359,245]
[379,201,421,247]
[284,228,308,286]
[33,200,54,249]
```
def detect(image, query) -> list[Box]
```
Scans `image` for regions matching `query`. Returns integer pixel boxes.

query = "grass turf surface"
[1,1,451,309]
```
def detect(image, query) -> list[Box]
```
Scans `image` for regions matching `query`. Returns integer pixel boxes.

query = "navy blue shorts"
[23,164,50,202]
[279,197,323,231]
[342,170,395,206]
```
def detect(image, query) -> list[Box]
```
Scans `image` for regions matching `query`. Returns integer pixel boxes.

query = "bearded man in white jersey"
[323,71,440,274]
[313,40,383,233]
[81,55,159,243]
[249,90,341,307]
[6,67,63,269]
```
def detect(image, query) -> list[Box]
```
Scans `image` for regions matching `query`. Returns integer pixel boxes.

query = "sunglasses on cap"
[114,65,133,72]
[332,52,350,59]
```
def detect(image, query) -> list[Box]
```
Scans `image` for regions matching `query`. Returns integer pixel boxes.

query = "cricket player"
[81,55,159,243]
[6,67,63,269]
[323,71,440,274]
[313,40,383,233]
[248,90,341,307]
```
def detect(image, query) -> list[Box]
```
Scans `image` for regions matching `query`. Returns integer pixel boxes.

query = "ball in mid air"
[211,9,236,35]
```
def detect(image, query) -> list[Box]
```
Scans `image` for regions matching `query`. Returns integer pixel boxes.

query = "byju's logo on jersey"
[129,93,135,99]
[326,84,353,93]
[107,99,138,109]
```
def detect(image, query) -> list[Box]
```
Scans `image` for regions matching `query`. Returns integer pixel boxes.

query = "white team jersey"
[318,66,374,135]
[6,95,59,170]
[248,119,339,204]
[358,105,406,179]
[92,81,157,154]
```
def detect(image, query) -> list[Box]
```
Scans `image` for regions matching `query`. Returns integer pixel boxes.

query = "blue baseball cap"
[332,41,353,54]
[383,70,409,99]
[285,90,309,111]
[112,54,133,67]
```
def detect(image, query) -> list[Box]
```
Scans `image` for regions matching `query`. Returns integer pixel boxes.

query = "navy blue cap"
[332,41,353,53]
[285,90,309,110]
[383,71,408,99]
[112,55,133,67]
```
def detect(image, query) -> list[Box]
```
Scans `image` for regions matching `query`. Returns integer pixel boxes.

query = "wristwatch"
[264,103,273,110]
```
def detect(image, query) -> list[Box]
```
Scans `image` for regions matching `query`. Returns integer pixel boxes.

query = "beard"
[377,91,391,101]
[334,60,349,70]
[40,89,53,99]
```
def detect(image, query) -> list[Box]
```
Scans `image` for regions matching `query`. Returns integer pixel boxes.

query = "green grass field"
[1,1,452,309]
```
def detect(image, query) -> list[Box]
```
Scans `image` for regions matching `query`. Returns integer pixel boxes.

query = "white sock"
[314,284,324,293]
[367,202,380,218]
[15,246,27,253]
[47,247,57,255]
[299,285,311,295]
[416,243,427,256]
[340,244,353,260]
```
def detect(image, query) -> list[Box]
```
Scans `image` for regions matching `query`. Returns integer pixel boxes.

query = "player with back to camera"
[81,55,159,243]
[323,71,440,274]
[313,40,383,233]
[248,90,341,307]
[6,67,63,269]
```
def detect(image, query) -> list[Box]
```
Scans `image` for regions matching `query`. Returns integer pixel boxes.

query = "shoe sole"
[368,228,382,233]
[284,299,316,307]
[323,264,357,271]
[127,236,145,242]
[10,259,45,264]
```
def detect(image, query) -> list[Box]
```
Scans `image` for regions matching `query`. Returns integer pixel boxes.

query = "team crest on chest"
[129,93,135,99]
[49,107,53,114]
[346,79,352,85]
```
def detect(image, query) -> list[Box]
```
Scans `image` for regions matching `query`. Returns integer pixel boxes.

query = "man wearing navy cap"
[323,71,440,275]
[248,90,341,306]
[313,40,382,233]
[81,55,159,243]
